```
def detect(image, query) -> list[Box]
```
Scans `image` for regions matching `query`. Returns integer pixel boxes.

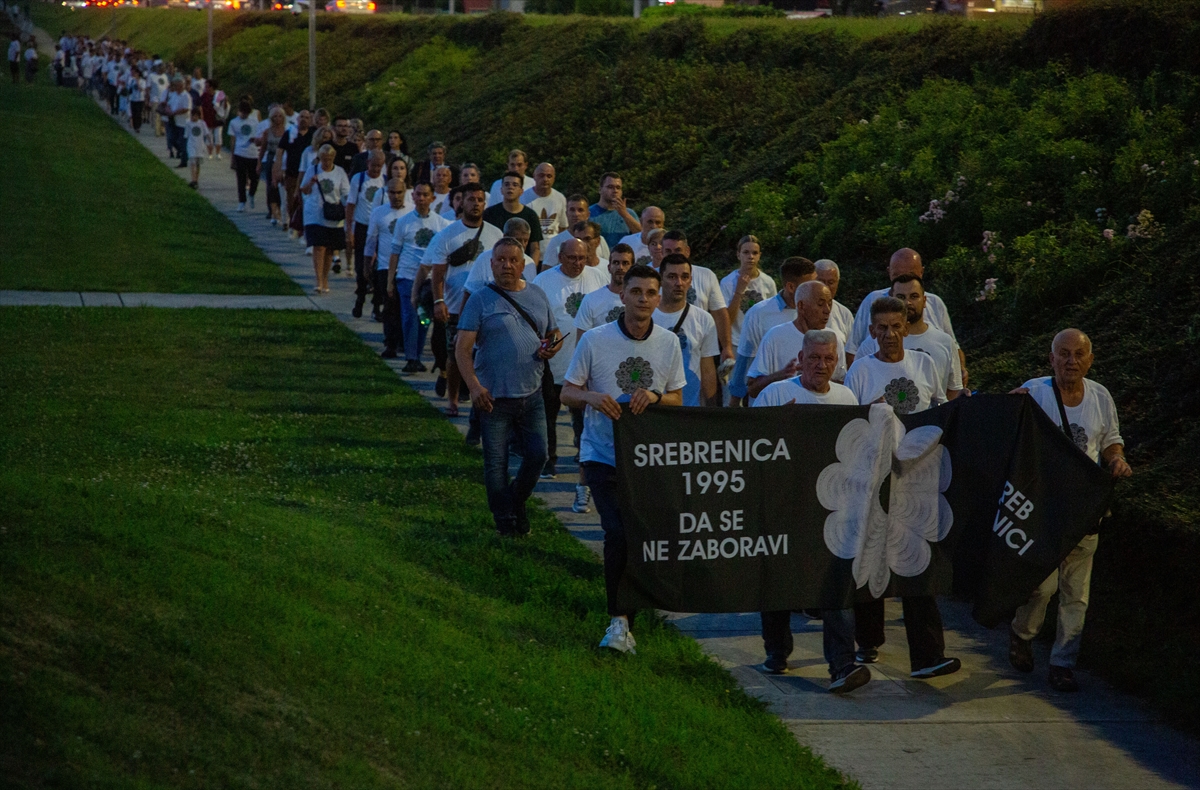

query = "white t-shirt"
[229,115,260,159]
[616,232,651,266]
[754,378,859,408]
[543,228,610,267]
[464,249,538,294]
[348,171,387,227]
[749,322,847,383]
[533,264,610,383]
[128,76,147,102]
[574,287,624,334]
[679,264,727,315]
[184,120,210,159]
[652,304,719,407]
[565,321,688,468]
[829,299,854,342]
[149,72,168,104]
[486,174,535,207]
[844,352,944,414]
[1024,377,1122,463]
[848,288,957,355]
[855,325,963,394]
[423,220,504,315]
[521,187,568,238]
[720,269,779,351]
[430,191,455,218]
[736,294,795,359]
[300,164,350,228]
[365,203,411,266]
[389,210,450,281]
[166,90,192,123]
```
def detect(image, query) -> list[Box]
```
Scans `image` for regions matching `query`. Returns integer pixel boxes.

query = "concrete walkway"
[24,69,1198,789]
[0,290,321,309]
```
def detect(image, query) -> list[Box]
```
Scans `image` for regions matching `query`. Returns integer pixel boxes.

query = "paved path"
[22,65,1197,788]
[0,290,321,309]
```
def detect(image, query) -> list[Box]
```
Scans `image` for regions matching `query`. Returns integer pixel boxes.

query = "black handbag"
[315,165,346,222]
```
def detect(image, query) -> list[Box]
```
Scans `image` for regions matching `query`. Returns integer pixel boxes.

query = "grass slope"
[0,307,850,789]
[0,78,299,295]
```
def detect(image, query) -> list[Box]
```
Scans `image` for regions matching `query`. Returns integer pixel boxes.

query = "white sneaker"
[237,202,246,212]
[248,195,256,210]
[572,484,591,514]
[599,617,636,654]
[305,246,313,256]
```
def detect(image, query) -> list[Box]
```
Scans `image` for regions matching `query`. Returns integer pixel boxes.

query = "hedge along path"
[87,50,1200,790]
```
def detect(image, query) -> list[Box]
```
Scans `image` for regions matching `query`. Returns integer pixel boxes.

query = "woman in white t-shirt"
[127,66,147,134]
[211,88,229,157]
[184,107,211,190]
[229,98,261,212]
[299,143,350,295]
[256,106,289,227]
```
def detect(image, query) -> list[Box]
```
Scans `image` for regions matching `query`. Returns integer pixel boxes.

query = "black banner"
[612,395,1113,626]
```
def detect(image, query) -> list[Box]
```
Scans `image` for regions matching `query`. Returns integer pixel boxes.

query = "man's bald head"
[888,248,924,280]
[1052,328,1092,355]
[558,238,588,277]
[795,280,830,308]
[641,206,665,231]
[795,280,833,330]
[534,162,555,176]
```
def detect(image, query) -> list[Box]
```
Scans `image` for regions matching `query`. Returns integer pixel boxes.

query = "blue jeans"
[761,608,857,678]
[480,391,547,533]
[398,278,426,362]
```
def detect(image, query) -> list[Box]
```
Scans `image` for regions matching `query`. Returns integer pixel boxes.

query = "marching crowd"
[53,32,1135,697]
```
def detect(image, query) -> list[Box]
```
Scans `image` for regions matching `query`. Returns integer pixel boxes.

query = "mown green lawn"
[0,79,299,295]
[0,307,850,789]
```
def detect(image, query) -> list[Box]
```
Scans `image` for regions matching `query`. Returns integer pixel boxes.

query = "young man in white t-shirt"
[388,182,450,369]
[543,194,610,268]
[660,230,731,363]
[854,274,963,401]
[563,265,686,655]
[533,238,609,484]
[652,255,719,407]
[844,296,960,680]
[748,281,847,398]
[463,218,539,296]
[752,331,870,694]
[1008,328,1131,693]
[347,151,388,317]
[486,148,535,207]
[574,243,634,347]
[520,162,567,240]
[364,178,412,357]
[729,257,816,406]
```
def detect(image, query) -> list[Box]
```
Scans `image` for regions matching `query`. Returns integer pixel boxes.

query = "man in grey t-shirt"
[457,237,562,537]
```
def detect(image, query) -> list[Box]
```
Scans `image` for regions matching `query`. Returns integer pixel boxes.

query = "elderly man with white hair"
[747,280,847,398]
[754,330,869,693]
[1007,328,1131,692]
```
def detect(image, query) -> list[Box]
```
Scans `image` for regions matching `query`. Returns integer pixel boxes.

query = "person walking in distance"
[652,254,720,407]
[299,143,350,295]
[588,172,642,250]
[165,76,192,169]
[346,151,388,317]
[387,181,450,367]
[184,107,211,190]
[522,162,568,241]
[1007,329,1131,692]
[456,238,560,537]
[363,178,413,357]
[562,264,686,654]
[229,98,261,212]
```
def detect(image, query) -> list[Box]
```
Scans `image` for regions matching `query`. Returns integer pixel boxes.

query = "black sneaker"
[465,424,481,447]
[855,647,879,664]
[911,657,962,679]
[540,462,557,480]
[435,373,447,397]
[829,664,871,694]
[352,299,364,319]
[514,503,531,536]
[380,348,398,360]
[1009,627,1034,673]
[761,655,789,675]
[402,360,425,373]
[332,262,342,274]
[1048,665,1079,692]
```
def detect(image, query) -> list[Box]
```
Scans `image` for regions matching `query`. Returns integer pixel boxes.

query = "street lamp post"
[308,0,316,110]
[206,1,213,80]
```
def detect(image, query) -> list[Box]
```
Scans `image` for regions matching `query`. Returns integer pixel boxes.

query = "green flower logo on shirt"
[565,292,584,318]
[884,377,920,415]
[365,185,379,203]
[239,123,251,136]
[387,219,398,234]
[741,289,763,313]
[319,178,335,196]
[190,126,201,136]
[414,227,436,248]
[616,356,655,395]
[605,305,624,323]
[687,285,697,305]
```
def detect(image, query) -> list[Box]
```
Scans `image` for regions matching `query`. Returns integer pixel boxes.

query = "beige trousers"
[1011,533,1099,669]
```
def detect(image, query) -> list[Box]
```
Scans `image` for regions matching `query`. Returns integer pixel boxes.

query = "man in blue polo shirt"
[589,172,642,250]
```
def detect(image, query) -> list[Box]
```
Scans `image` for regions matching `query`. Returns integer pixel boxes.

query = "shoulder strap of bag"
[1050,377,1074,441]
[671,302,691,335]
[486,283,543,339]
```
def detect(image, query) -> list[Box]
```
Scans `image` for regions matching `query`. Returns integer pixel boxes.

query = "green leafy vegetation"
[0,307,850,788]
[0,78,300,294]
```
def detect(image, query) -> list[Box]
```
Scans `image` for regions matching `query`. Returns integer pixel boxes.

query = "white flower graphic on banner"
[816,405,953,598]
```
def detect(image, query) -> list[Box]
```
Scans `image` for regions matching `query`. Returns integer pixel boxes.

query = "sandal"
[445,404,459,418]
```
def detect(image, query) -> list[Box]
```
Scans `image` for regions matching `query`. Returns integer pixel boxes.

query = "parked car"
[325,0,376,13]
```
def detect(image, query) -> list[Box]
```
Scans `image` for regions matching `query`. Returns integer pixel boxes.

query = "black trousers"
[130,100,144,132]
[583,462,634,619]
[854,596,946,671]
[375,270,403,353]
[353,222,370,299]
[233,155,259,203]
[541,366,584,466]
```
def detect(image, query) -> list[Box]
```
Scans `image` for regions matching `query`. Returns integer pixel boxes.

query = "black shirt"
[331,140,358,176]
[482,204,545,251]
[280,127,315,177]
